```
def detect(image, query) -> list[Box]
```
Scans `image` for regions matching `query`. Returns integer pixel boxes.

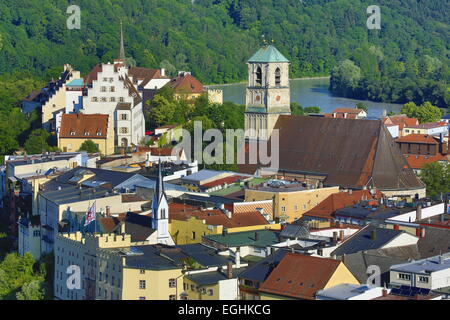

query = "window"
[101,86,107,92]
[120,127,128,134]
[139,297,146,300]
[398,273,411,281]
[418,276,429,283]
[92,97,98,102]
[192,231,196,240]
[207,289,213,296]
[275,68,281,85]
[169,278,176,288]
[139,280,146,289]
[109,78,114,82]
[161,208,167,219]
[190,285,195,291]
[110,97,116,102]
[294,205,298,211]
[110,86,115,92]
[103,78,108,82]
[281,206,286,212]
[33,230,40,237]
[101,97,107,102]
[121,114,128,120]
[256,67,262,85]
[70,131,75,136]
[119,97,124,102]
[140,269,145,274]
[169,295,176,300]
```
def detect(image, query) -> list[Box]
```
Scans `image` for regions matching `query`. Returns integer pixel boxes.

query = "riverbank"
[205,75,331,87]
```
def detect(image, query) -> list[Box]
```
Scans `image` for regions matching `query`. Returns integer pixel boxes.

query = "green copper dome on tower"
[248,45,290,63]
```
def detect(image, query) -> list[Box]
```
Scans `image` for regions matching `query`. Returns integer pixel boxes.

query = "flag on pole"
[84,201,96,227]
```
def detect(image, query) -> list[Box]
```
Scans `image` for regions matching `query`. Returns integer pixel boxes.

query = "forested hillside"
[0,0,447,85]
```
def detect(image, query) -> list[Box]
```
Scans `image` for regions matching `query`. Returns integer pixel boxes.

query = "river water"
[210,78,403,118]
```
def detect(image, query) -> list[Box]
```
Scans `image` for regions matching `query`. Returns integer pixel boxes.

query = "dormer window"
[96,132,102,136]
[84,132,90,136]
[70,131,75,136]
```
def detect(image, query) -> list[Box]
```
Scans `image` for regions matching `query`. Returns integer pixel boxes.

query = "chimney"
[339,230,345,241]
[416,204,422,221]
[106,206,111,217]
[224,210,232,219]
[161,68,165,77]
[382,289,388,297]
[235,248,241,269]
[421,228,426,238]
[333,231,338,243]
[254,232,259,241]
[370,229,377,241]
[348,189,353,195]
[227,261,233,279]
[222,228,228,237]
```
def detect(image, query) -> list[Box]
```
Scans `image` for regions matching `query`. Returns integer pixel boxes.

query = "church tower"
[151,160,174,245]
[245,44,291,140]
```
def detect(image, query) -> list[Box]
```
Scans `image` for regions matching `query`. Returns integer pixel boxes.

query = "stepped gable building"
[239,45,426,198]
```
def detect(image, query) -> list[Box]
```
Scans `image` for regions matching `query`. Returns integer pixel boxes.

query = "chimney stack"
[106,206,111,217]
[339,230,345,241]
[370,229,377,241]
[254,232,259,241]
[227,261,233,279]
[235,248,241,269]
[382,288,388,297]
[333,231,338,243]
[416,204,422,221]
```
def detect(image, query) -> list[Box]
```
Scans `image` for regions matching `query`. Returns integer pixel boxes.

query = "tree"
[78,140,100,153]
[24,129,52,155]
[330,59,362,97]
[16,280,46,300]
[355,102,368,112]
[419,162,450,197]
[401,101,443,123]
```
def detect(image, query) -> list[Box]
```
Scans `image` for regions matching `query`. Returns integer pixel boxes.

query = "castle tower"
[151,160,174,245]
[245,44,291,140]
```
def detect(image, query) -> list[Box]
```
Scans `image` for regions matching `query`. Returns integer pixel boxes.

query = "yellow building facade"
[54,232,184,300]
[245,186,340,223]
[169,216,281,245]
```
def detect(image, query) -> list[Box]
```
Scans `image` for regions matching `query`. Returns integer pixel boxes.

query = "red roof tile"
[259,253,341,300]
[404,154,449,169]
[169,207,268,228]
[303,190,382,220]
[167,73,205,94]
[59,113,109,139]
[396,134,439,144]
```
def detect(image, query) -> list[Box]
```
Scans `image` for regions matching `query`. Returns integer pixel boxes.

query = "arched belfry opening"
[275,67,281,86]
[256,67,262,85]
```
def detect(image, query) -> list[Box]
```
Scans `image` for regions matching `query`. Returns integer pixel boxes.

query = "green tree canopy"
[419,162,450,197]
[78,140,100,154]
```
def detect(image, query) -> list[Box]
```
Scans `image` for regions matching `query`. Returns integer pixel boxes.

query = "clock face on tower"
[276,95,281,102]
[255,95,261,102]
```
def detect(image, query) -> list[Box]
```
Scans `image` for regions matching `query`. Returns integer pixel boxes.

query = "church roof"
[239,116,425,191]
[248,45,289,63]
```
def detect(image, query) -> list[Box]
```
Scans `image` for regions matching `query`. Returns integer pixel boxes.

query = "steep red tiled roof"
[303,190,382,220]
[167,73,205,94]
[396,134,439,144]
[259,253,341,300]
[233,201,273,218]
[59,114,109,139]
